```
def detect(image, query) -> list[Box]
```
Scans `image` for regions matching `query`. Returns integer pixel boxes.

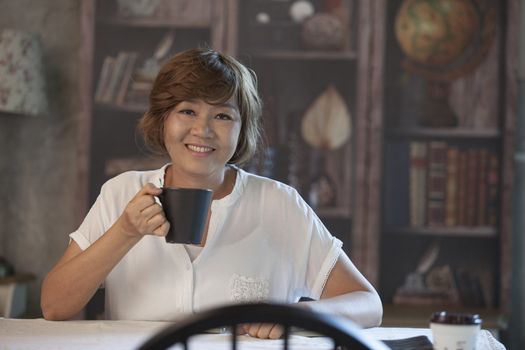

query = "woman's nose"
[191,116,213,137]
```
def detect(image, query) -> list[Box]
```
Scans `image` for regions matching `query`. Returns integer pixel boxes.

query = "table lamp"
[0,29,48,117]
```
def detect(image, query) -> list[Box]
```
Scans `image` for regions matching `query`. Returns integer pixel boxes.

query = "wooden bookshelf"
[377,0,516,324]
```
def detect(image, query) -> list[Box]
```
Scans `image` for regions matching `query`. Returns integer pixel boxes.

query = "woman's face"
[163,97,241,180]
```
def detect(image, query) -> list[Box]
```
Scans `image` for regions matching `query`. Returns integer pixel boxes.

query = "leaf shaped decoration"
[301,85,352,150]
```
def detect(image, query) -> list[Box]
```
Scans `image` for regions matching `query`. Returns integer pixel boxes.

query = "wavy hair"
[137,48,263,165]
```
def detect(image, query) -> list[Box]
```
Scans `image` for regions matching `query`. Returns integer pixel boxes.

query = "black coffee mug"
[158,188,212,244]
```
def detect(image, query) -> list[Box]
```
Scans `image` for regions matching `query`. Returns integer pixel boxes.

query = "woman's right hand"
[116,183,170,239]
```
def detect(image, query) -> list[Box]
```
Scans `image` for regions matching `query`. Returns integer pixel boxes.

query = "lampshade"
[0,29,48,116]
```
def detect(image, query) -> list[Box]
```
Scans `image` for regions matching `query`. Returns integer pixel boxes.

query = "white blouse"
[70,165,342,321]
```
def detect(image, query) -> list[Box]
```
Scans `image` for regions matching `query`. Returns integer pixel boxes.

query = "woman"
[41,48,382,339]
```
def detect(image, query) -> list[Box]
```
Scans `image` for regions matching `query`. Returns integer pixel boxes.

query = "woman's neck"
[164,165,236,200]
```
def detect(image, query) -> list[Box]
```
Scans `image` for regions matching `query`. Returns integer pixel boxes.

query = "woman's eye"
[216,113,233,120]
[179,109,195,116]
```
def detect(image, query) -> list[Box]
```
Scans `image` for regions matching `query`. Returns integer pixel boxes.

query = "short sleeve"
[69,187,112,251]
[304,212,343,299]
[282,186,343,300]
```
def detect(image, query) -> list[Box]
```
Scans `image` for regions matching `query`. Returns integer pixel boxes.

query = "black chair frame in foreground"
[138,303,390,350]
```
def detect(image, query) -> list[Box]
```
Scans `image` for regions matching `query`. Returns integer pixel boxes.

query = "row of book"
[409,141,499,228]
[94,51,152,106]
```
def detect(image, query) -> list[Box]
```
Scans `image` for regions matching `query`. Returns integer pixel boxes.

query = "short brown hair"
[138,48,263,165]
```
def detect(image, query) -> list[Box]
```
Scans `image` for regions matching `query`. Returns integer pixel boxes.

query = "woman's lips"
[186,144,214,154]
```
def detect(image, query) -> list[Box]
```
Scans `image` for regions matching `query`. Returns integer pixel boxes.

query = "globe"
[396,0,480,67]
[393,0,497,126]
[395,0,496,80]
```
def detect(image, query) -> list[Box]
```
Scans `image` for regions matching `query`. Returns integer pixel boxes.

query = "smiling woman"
[40,48,382,339]
[139,49,263,167]
[161,98,242,190]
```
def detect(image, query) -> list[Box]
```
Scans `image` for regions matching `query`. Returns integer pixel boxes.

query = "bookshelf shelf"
[98,17,210,29]
[315,207,352,219]
[385,226,498,238]
[95,102,147,114]
[251,50,358,61]
[386,127,501,139]
[382,304,504,330]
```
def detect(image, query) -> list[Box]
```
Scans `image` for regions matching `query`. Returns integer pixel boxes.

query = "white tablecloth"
[0,318,506,350]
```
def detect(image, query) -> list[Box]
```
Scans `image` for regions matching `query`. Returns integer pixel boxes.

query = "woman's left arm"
[243,252,382,339]
[301,251,383,328]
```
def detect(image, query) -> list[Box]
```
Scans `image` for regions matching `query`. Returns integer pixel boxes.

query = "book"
[487,152,499,226]
[94,56,116,103]
[465,149,479,226]
[426,141,447,226]
[115,52,138,105]
[101,51,129,103]
[456,150,468,226]
[382,336,433,350]
[477,148,489,226]
[445,146,459,227]
[409,142,427,227]
[454,267,486,307]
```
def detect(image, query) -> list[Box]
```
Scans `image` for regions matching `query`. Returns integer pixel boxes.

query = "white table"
[0,318,505,350]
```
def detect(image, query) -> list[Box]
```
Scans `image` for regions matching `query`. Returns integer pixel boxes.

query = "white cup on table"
[430,311,482,350]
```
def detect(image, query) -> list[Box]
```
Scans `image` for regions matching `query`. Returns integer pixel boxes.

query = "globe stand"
[420,80,458,128]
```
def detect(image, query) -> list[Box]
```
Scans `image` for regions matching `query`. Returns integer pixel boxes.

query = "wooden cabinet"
[377,0,516,328]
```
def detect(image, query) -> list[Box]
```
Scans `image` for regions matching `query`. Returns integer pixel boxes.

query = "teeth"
[187,145,213,153]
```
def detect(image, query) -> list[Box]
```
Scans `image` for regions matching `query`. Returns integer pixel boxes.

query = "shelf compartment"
[315,207,351,219]
[386,127,501,139]
[98,17,211,29]
[251,50,357,61]
[95,102,147,114]
[385,226,497,238]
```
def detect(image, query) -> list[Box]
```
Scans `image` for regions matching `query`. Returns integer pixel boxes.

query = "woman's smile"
[163,97,241,183]
[186,143,215,156]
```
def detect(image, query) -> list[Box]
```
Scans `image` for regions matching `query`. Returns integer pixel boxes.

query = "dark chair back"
[138,303,389,350]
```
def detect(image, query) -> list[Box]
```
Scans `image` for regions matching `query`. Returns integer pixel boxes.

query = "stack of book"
[409,141,499,228]
[94,51,143,106]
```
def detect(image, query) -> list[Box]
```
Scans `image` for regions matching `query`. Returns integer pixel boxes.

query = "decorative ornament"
[289,0,315,23]
[301,85,351,150]
[301,13,344,50]
[116,0,161,18]
[255,12,271,24]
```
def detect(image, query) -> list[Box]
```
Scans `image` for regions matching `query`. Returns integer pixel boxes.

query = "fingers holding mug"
[151,218,170,237]
[118,183,165,238]
[148,211,170,237]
